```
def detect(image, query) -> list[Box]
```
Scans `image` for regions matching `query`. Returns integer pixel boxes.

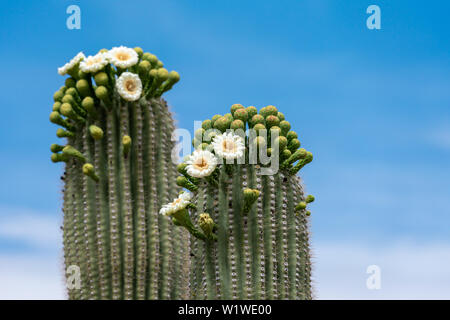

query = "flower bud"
[246,106,258,119]
[95,86,109,102]
[94,72,109,87]
[122,135,132,157]
[250,114,265,126]
[253,123,266,135]
[56,128,74,138]
[211,114,222,126]
[51,153,69,163]
[81,96,95,114]
[176,176,198,192]
[265,115,280,128]
[286,131,298,141]
[50,144,64,153]
[202,119,212,130]
[233,108,248,122]
[53,90,64,102]
[306,195,315,203]
[274,136,288,151]
[134,47,144,57]
[53,102,61,112]
[76,79,92,97]
[295,201,307,211]
[65,77,76,88]
[198,213,215,238]
[230,119,245,131]
[83,163,99,182]
[288,138,301,152]
[63,145,86,162]
[279,120,291,135]
[213,116,231,133]
[277,112,285,121]
[230,104,244,115]
[89,125,104,140]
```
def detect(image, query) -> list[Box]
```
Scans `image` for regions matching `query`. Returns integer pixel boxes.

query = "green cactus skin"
[51,47,189,300]
[188,167,311,299]
[165,104,315,300]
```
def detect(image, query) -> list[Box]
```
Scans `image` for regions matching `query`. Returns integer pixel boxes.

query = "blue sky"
[0,0,449,298]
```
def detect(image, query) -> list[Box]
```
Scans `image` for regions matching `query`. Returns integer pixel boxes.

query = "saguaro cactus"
[160,104,315,299]
[50,46,189,300]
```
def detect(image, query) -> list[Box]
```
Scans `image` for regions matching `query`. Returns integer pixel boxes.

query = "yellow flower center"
[194,157,209,170]
[125,79,136,93]
[222,139,236,153]
[116,52,130,61]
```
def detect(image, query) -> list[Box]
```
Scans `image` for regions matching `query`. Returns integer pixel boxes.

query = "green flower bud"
[149,69,158,79]
[253,136,266,148]
[82,163,99,182]
[281,149,291,160]
[202,119,212,130]
[78,70,89,79]
[53,102,61,112]
[156,60,164,68]
[243,188,260,213]
[274,136,288,151]
[89,125,104,140]
[98,48,108,53]
[94,72,109,87]
[267,148,273,157]
[176,176,198,192]
[230,103,244,115]
[295,201,307,211]
[269,126,281,137]
[279,120,291,135]
[65,88,79,98]
[56,128,74,138]
[194,128,205,140]
[213,116,231,132]
[177,163,188,175]
[288,138,301,151]
[134,47,144,57]
[138,60,151,77]
[49,111,73,130]
[168,71,180,84]
[277,112,285,121]
[81,96,95,114]
[157,68,169,81]
[53,90,64,102]
[51,152,69,163]
[253,123,266,135]
[230,119,245,131]
[233,108,248,122]
[198,213,215,238]
[211,114,222,126]
[264,105,278,116]
[286,131,298,141]
[122,135,132,157]
[59,103,79,121]
[62,145,86,162]
[246,106,258,119]
[265,115,280,128]
[95,86,109,102]
[198,142,212,151]
[76,79,91,97]
[250,114,265,126]
[62,94,76,106]
[65,77,76,88]
[306,195,315,203]
[50,144,64,153]
[306,211,311,216]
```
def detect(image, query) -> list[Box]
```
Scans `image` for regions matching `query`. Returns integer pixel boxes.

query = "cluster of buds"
[49,46,180,182]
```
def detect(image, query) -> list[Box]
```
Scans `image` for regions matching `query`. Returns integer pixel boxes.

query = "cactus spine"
[161,104,315,299]
[50,46,189,299]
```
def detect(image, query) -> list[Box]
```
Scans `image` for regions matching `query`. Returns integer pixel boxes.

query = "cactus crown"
[49,46,180,180]
[165,104,315,242]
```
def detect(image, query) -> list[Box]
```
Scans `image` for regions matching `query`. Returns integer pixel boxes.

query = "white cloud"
[0,254,65,299]
[0,206,61,250]
[313,241,450,299]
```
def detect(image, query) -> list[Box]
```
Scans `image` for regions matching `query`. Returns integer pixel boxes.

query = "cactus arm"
[261,175,274,299]
[286,175,297,299]
[217,165,231,299]
[231,165,245,299]
[142,102,159,300]
[154,99,171,299]
[118,102,134,300]
[82,121,100,298]
[247,165,261,299]
[106,109,123,300]
[93,113,111,299]
[274,172,286,299]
